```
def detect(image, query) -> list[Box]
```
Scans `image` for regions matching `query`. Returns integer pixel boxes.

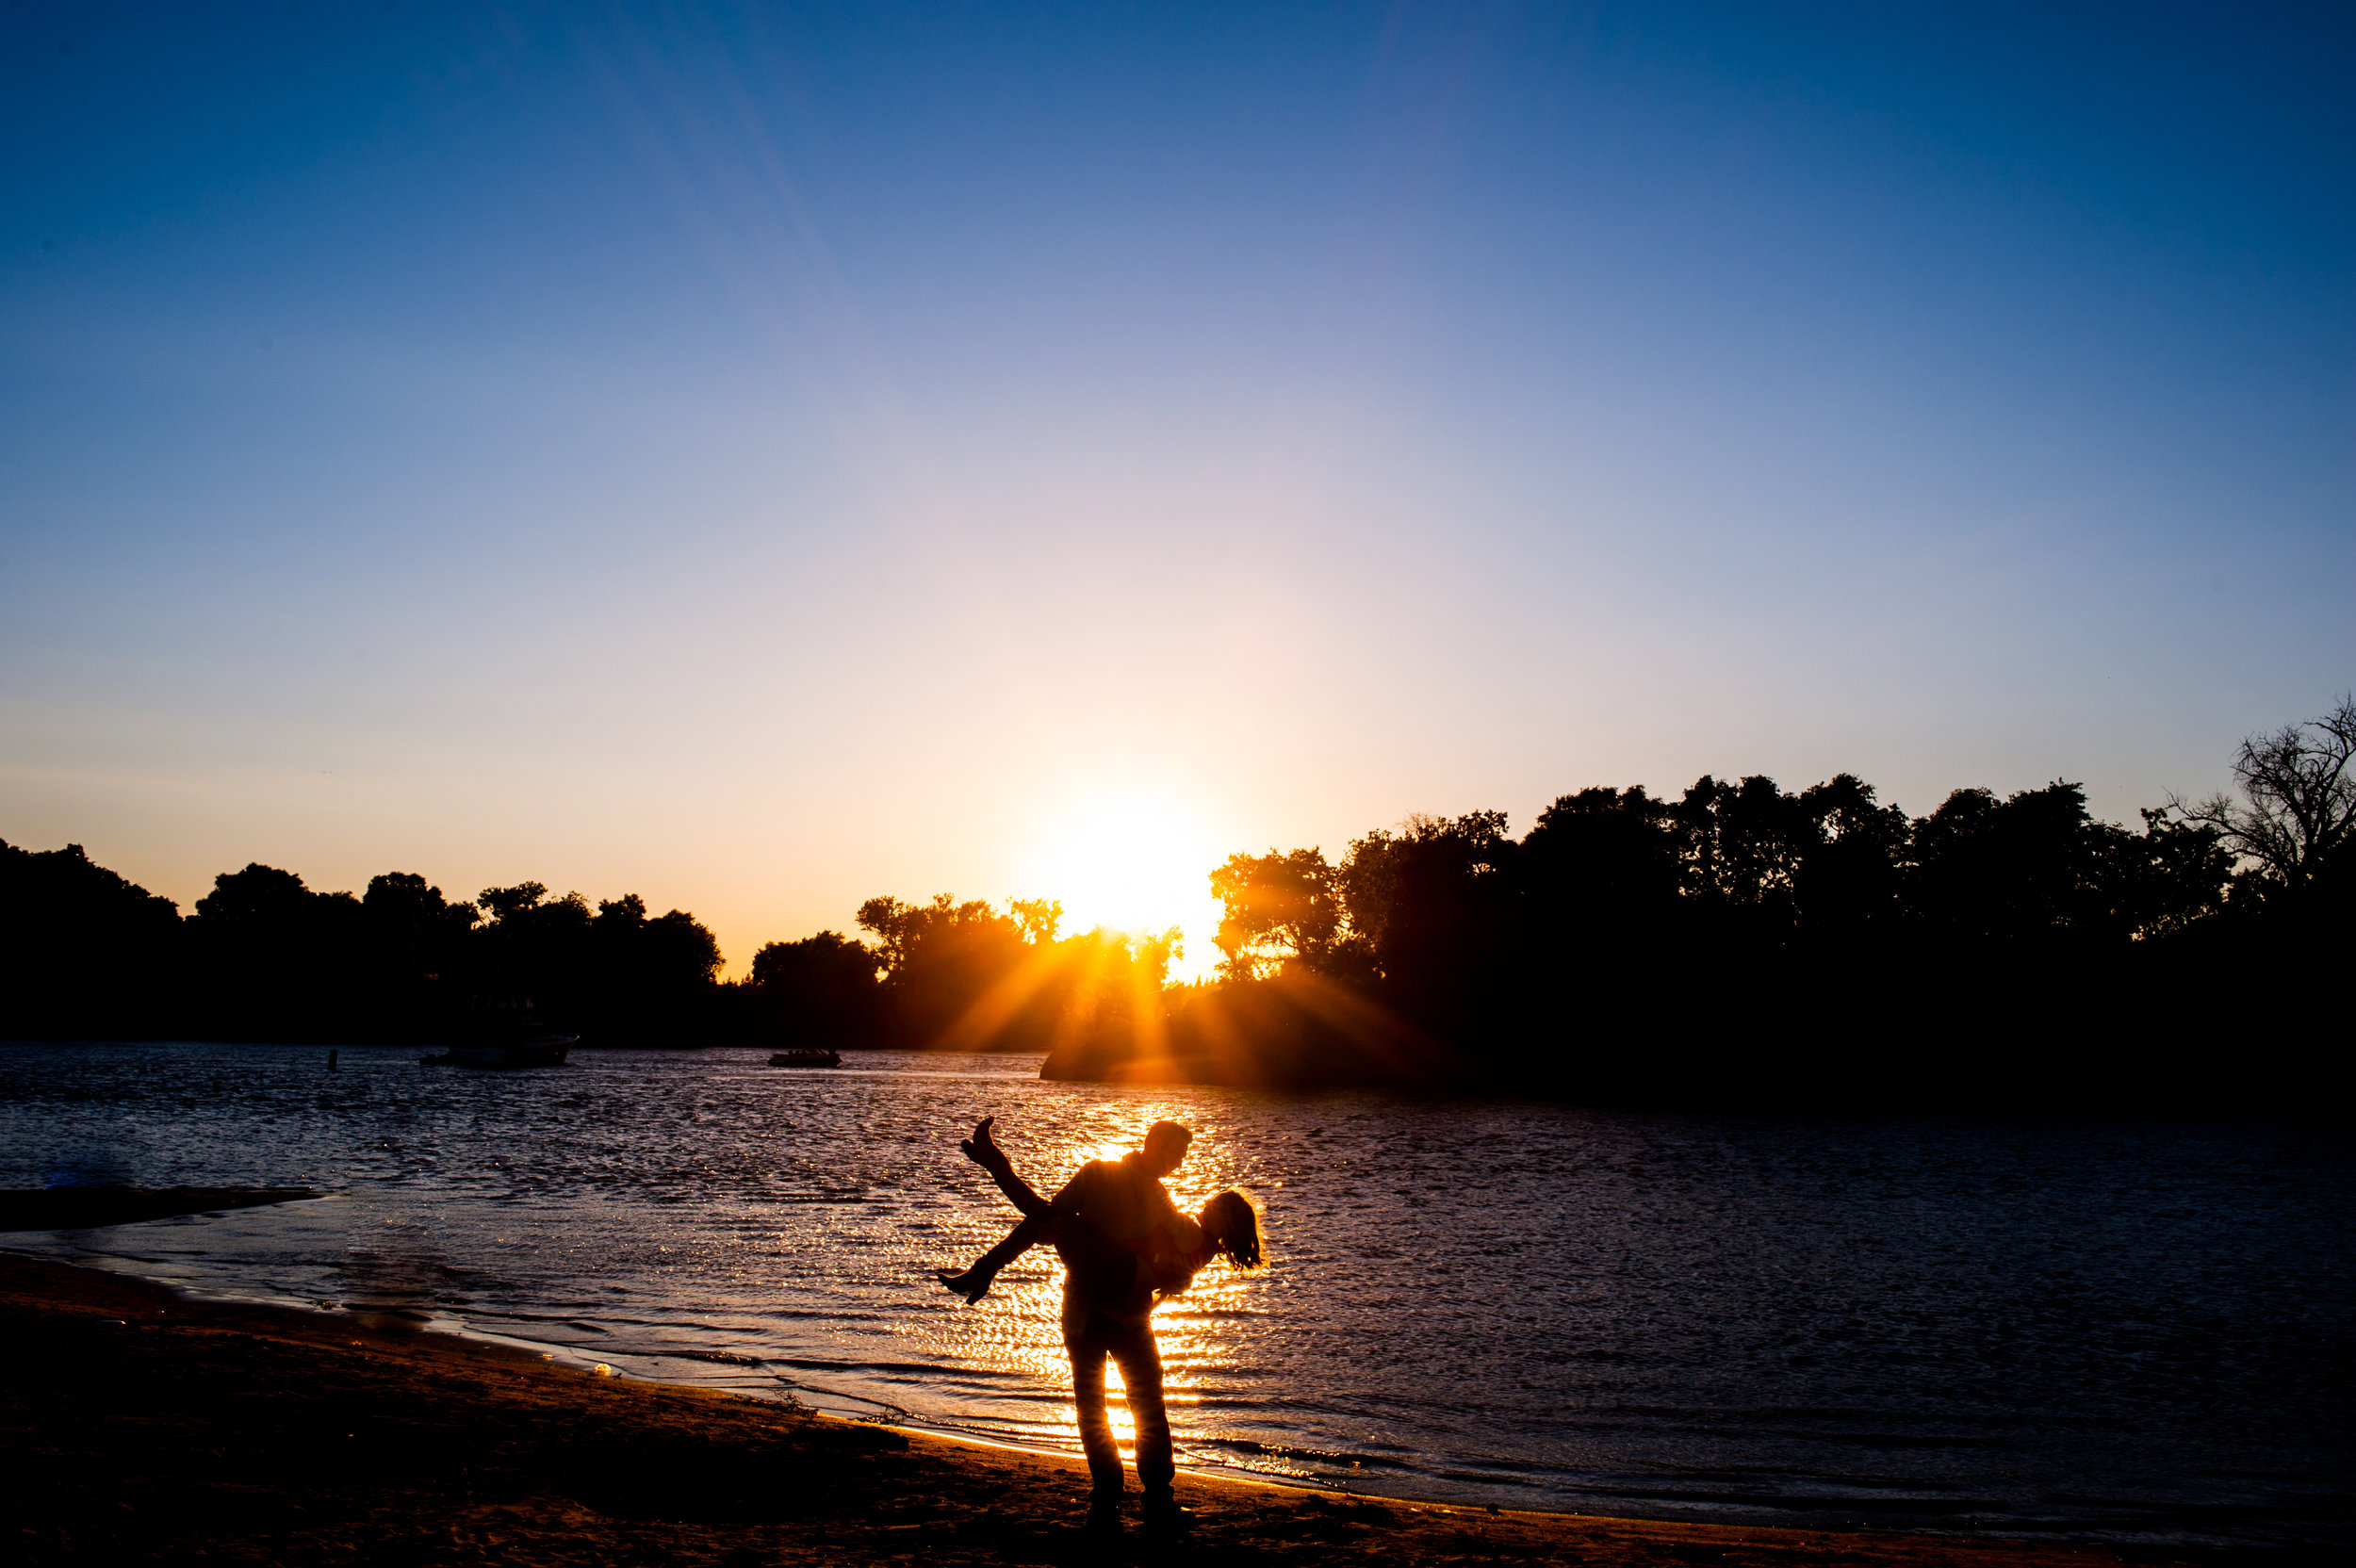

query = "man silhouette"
[938,1118,1213,1537]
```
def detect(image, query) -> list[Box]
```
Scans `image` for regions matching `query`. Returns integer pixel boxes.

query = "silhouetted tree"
[0,841,184,1038]
[1209,849,1342,981]
[1905,782,2122,946]
[850,892,1180,1053]
[186,863,369,1039]
[462,883,724,1043]
[1034,923,1185,1063]
[354,872,479,1037]
[1672,776,1816,941]
[1521,787,1680,923]
[1007,897,1065,946]
[1791,775,1911,940]
[858,894,1038,1047]
[2174,696,2356,906]
[472,882,594,1024]
[1507,788,1687,1032]
[744,930,883,1048]
[1334,811,1515,1032]
[583,893,726,1043]
[2103,808,2233,940]
[362,873,479,970]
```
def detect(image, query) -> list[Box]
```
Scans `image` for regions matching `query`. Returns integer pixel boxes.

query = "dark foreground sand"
[0,1200,2238,1567]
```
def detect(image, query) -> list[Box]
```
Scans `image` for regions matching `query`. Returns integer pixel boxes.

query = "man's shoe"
[1084,1489,1125,1538]
[1141,1488,1196,1537]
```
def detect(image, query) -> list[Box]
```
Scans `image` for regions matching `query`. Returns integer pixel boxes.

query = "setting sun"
[1022,795,1225,981]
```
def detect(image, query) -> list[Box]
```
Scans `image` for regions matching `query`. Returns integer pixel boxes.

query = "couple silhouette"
[937,1116,1264,1538]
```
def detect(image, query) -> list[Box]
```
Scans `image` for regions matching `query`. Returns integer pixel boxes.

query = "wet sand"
[1,1246,2228,1567]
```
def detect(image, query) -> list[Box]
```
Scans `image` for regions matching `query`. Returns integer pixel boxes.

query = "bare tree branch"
[2170,695,2356,889]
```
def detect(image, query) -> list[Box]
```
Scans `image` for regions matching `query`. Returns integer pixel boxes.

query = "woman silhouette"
[938,1117,1262,1538]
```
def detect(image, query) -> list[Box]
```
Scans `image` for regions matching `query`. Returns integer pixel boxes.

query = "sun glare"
[1023,795,1223,981]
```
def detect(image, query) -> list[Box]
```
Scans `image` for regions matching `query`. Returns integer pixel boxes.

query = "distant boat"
[424,1037,575,1070]
[768,1049,843,1069]
[425,1006,578,1069]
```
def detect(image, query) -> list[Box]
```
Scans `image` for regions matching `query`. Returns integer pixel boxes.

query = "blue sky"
[4,2,2349,972]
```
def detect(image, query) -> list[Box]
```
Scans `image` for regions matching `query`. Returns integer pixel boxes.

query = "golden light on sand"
[1021,793,1223,978]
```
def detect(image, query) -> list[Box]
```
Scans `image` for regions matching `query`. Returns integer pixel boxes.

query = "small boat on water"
[424,1004,578,1069]
[768,1049,843,1069]
[424,1037,576,1070]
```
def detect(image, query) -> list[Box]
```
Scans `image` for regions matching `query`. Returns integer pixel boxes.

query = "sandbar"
[0,1185,319,1232]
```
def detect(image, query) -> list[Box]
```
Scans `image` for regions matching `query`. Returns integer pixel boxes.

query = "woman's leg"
[959,1117,1054,1218]
[935,1209,1059,1302]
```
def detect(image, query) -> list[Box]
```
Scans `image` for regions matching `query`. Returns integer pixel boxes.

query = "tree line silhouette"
[4,698,2347,1106]
[0,859,733,1047]
[0,854,1176,1054]
[1042,698,2353,1103]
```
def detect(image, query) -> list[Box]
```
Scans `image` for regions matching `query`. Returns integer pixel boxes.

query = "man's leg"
[1066,1309,1128,1508]
[1105,1320,1175,1499]
[1106,1321,1190,1534]
[1106,1323,1172,1490]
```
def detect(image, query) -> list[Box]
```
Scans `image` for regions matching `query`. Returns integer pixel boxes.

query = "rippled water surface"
[2,1040,2349,1548]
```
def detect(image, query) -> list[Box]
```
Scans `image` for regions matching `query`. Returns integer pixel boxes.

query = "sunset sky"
[4,3,2349,977]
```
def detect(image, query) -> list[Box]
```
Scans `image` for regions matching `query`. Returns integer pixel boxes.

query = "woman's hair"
[1199,1189,1264,1270]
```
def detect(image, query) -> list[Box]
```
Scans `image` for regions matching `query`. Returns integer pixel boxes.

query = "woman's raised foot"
[957,1115,1008,1169]
[934,1267,989,1304]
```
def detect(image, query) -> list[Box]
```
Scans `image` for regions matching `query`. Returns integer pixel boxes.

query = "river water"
[1,1040,2348,1549]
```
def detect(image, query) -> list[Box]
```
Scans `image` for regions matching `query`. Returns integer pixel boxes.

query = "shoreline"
[0,1248,2243,1567]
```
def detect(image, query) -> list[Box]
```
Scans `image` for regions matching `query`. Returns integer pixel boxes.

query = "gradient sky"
[4,2,2350,977]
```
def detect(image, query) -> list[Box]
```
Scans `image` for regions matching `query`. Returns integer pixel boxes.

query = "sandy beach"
[0,1194,2235,1568]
